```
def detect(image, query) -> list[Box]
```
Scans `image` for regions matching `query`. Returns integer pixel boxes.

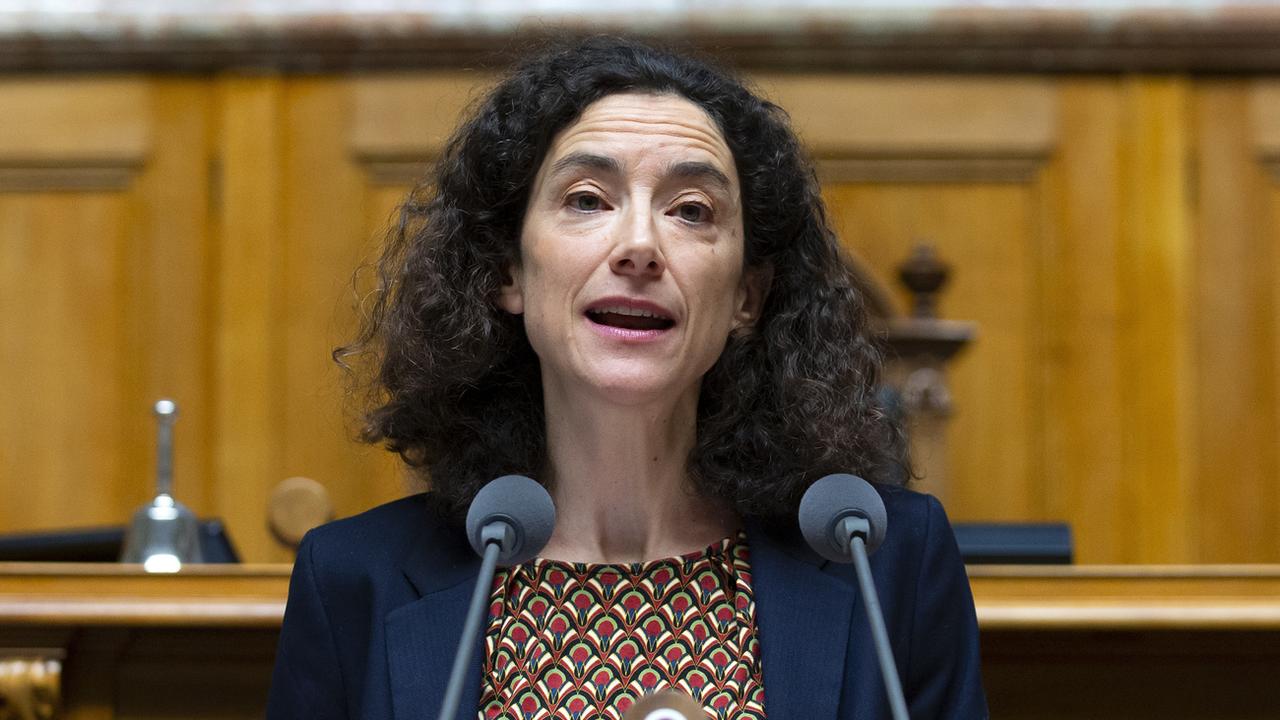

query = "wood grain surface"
[3,73,1280,564]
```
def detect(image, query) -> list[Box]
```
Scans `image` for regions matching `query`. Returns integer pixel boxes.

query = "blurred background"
[3,0,1280,566]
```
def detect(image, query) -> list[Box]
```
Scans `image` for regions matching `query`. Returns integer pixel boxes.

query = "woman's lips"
[585,314,673,342]
[583,297,676,342]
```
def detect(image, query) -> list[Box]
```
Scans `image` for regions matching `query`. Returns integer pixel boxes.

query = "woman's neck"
[537,379,738,564]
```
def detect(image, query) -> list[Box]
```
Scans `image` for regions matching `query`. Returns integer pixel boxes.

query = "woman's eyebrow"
[665,161,733,194]
[548,152,621,180]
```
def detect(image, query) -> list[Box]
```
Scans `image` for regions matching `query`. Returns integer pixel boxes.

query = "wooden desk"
[2,564,1278,719]
[0,564,287,720]
[970,566,1280,719]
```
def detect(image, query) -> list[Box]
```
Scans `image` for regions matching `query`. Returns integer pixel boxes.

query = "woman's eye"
[570,193,603,212]
[676,202,710,223]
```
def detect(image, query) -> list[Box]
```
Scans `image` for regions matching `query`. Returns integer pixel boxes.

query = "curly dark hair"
[339,35,908,526]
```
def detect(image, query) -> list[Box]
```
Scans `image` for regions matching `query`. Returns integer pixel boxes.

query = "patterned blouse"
[479,533,767,720]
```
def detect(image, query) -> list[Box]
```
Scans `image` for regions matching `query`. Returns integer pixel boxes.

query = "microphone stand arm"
[839,516,910,720]
[438,522,511,720]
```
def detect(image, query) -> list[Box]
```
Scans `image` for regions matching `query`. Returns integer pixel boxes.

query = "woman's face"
[500,92,765,406]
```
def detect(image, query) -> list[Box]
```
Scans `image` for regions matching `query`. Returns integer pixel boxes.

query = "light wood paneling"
[1192,82,1280,563]
[1252,81,1280,158]
[0,193,132,526]
[788,74,1280,564]
[824,184,1040,519]
[761,75,1055,183]
[1036,79,1128,563]
[0,79,213,540]
[280,78,405,524]
[756,75,1057,156]
[4,71,1280,564]
[786,77,1053,525]
[1115,77,1197,563]
[351,72,493,159]
[212,76,290,562]
[0,78,149,162]
[1272,96,1280,545]
[130,80,216,518]
[1251,81,1280,554]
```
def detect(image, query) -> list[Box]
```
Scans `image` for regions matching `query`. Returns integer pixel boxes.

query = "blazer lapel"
[747,522,857,720]
[387,512,485,720]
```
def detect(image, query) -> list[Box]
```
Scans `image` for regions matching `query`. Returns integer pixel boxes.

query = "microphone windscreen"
[798,473,888,562]
[465,475,556,565]
[623,690,706,720]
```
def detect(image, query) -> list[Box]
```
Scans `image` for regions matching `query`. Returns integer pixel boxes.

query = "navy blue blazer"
[267,486,987,719]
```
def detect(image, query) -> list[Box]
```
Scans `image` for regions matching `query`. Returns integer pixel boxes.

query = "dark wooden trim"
[0,164,141,193]
[5,19,1280,74]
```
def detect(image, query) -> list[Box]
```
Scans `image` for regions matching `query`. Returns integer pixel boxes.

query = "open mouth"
[585,305,675,331]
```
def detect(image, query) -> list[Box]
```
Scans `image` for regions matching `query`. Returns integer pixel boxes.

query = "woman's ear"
[733,264,773,330]
[497,264,524,315]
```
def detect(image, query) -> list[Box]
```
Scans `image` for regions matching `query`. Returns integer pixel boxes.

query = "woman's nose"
[608,210,665,278]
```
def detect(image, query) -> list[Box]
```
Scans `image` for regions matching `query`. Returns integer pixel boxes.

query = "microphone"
[622,690,706,720]
[439,475,556,720]
[798,473,908,720]
[464,474,557,565]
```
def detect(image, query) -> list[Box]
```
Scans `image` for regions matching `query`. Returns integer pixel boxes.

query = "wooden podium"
[2,564,1279,719]
[973,566,1280,719]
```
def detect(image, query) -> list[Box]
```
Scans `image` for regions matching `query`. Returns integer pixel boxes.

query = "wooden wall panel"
[0,79,214,542]
[211,76,291,562]
[1191,82,1280,562]
[823,184,1040,521]
[280,78,405,532]
[756,75,1056,157]
[1115,77,1197,563]
[0,193,132,526]
[202,76,417,562]
[0,79,148,164]
[782,75,1276,564]
[1250,81,1280,560]
[1036,80,1129,563]
[351,72,492,161]
[782,77,1055,532]
[4,71,1280,564]
[1272,104,1280,551]
[131,81,216,521]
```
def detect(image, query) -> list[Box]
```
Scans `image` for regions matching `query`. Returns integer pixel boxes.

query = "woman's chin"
[572,368,696,409]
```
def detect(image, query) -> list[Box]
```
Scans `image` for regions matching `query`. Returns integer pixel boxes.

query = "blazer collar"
[400,498,476,597]
[746,520,858,720]
[388,500,485,720]
[388,511,858,720]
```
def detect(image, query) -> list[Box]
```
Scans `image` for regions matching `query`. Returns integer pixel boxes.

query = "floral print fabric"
[479,533,766,720]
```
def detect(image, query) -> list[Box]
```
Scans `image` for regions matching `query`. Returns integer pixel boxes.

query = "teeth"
[590,305,667,319]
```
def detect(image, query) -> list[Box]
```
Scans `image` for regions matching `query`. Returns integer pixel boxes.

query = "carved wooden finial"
[898,243,950,319]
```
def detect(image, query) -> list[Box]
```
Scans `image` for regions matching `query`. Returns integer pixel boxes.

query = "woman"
[268,36,987,720]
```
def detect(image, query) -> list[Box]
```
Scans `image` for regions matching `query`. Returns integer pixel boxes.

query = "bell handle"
[153,399,178,497]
